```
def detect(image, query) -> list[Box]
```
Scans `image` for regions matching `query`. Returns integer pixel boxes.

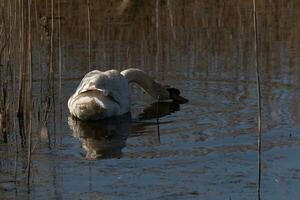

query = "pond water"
[1,0,300,199]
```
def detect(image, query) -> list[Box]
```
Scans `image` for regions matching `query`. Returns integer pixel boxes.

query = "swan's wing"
[68,70,102,109]
[74,70,102,94]
[93,70,130,106]
[71,69,130,113]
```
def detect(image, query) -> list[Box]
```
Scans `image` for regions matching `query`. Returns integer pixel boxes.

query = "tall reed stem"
[252,0,262,199]
[27,0,32,186]
[155,0,160,73]
[48,0,54,147]
[18,0,26,147]
[166,0,176,41]
[87,0,91,70]
[43,0,54,148]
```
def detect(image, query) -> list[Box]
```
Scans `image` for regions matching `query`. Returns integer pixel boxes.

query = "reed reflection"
[68,101,181,159]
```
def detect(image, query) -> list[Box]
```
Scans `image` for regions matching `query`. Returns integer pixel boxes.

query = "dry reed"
[0,5,8,144]
[26,0,33,186]
[41,0,55,148]
[166,0,176,41]
[17,0,26,147]
[155,0,160,73]
[252,0,262,199]
[87,0,91,70]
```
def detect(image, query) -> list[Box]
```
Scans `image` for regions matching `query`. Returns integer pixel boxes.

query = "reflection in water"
[68,114,131,159]
[68,101,181,159]
[139,101,180,120]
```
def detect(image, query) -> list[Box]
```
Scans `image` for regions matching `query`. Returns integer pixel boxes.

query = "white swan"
[68,68,187,120]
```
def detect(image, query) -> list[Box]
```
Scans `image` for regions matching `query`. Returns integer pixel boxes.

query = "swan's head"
[166,87,188,103]
[69,90,111,120]
[73,96,107,120]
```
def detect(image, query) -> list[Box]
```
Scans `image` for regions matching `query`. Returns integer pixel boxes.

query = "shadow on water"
[68,101,181,159]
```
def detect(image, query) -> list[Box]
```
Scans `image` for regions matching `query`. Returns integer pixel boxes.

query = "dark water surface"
[1,0,300,199]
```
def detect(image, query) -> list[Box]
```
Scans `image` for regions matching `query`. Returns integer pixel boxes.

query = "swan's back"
[68,69,130,120]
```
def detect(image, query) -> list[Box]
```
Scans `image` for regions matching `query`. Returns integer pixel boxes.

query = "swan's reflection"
[68,101,181,159]
[68,113,131,159]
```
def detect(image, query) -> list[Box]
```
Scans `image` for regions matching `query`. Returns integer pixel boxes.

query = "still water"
[1,0,300,199]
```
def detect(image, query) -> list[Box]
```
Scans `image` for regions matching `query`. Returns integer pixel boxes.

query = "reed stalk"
[155,0,160,73]
[156,102,161,143]
[13,0,19,154]
[42,0,54,148]
[166,0,176,41]
[7,0,13,102]
[34,0,43,117]
[48,0,54,147]
[58,0,63,139]
[87,0,91,70]
[0,82,8,144]
[17,0,24,117]
[26,0,32,186]
[17,0,26,147]
[50,0,54,105]
[42,0,54,119]
[252,0,262,199]
[0,5,8,143]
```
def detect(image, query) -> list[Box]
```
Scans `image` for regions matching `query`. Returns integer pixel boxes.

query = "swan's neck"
[121,68,170,100]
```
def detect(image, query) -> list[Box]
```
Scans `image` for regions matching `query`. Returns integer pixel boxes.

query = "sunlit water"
[1,1,300,199]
